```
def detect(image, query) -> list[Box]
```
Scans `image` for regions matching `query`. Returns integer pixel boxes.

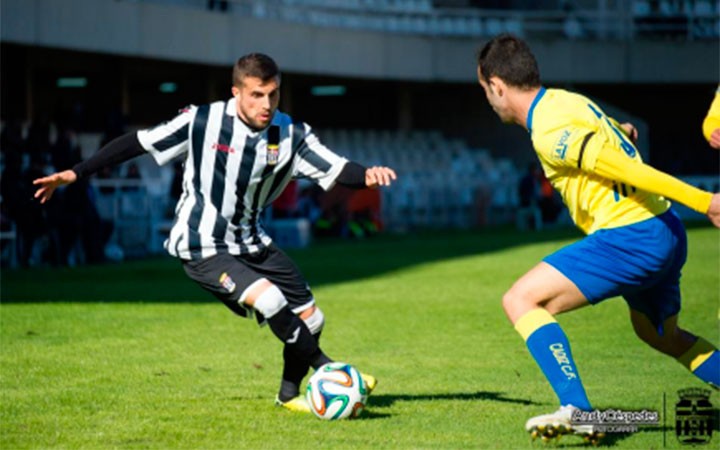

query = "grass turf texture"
[1,225,718,449]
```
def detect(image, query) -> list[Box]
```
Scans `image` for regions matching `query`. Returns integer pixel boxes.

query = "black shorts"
[182,245,314,319]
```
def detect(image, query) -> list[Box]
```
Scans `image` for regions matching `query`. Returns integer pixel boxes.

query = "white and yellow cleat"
[525,405,604,445]
[275,395,311,413]
[360,372,378,395]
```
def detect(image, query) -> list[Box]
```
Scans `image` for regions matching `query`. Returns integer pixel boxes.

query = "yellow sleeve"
[607,117,627,136]
[593,146,713,214]
[702,91,720,143]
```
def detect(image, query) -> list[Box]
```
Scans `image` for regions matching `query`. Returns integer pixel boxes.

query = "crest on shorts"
[219,272,236,293]
[675,388,714,445]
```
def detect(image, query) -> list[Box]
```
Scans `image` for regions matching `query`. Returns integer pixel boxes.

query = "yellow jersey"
[702,86,720,144]
[527,87,669,234]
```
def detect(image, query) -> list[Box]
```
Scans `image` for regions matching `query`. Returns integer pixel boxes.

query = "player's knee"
[502,288,534,322]
[501,291,514,314]
[634,326,683,356]
[300,306,325,335]
[243,280,288,319]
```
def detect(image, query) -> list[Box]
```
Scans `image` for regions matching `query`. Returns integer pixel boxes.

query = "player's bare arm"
[33,132,145,204]
[706,193,720,228]
[365,166,397,188]
[33,170,78,204]
[709,129,720,150]
[619,122,638,143]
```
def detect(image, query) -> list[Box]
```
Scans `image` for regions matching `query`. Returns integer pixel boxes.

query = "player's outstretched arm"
[709,129,720,150]
[365,166,397,188]
[33,170,78,204]
[594,147,713,217]
[707,193,720,228]
[335,162,397,189]
[33,132,146,204]
[619,122,638,144]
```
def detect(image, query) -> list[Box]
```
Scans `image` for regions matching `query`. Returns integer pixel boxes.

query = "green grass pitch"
[1,225,718,449]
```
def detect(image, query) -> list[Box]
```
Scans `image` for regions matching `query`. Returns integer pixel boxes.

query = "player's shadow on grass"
[556,425,675,448]
[356,391,538,421]
[0,226,585,302]
[369,391,541,409]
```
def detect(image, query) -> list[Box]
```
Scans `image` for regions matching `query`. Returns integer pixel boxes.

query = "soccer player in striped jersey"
[33,53,396,413]
[476,34,720,443]
[702,85,720,149]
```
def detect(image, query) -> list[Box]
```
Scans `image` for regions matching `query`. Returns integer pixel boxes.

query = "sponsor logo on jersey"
[212,143,235,154]
[554,130,571,160]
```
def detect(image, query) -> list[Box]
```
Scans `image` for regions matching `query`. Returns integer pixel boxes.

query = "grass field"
[1,225,718,449]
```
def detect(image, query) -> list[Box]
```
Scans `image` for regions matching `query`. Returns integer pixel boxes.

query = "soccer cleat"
[275,395,311,413]
[360,372,378,394]
[525,405,604,445]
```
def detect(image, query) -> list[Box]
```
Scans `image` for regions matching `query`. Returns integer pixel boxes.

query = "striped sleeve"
[137,106,194,166]
[292,122,347,191]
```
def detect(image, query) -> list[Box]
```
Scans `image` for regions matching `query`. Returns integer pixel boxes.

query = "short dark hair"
[232,53,280,87]
[477,34,540,89]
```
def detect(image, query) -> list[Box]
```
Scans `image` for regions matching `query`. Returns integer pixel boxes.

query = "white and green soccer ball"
[306,362,368,420]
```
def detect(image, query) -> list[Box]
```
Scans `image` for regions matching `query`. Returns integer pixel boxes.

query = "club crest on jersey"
[267,125,280,165]
[267,145,279,165]
[219,273,236,293]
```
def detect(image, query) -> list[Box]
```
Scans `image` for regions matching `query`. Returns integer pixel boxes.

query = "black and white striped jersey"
[137,98,347,260]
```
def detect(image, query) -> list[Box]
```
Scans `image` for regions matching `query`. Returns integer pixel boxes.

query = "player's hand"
[709,128,720,150]
[32,170,78,204]
[707,193,720,228]
[365,166,397,188]
[620,122,638,144]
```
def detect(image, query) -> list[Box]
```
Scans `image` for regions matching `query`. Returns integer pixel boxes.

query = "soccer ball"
[306,362,368,420]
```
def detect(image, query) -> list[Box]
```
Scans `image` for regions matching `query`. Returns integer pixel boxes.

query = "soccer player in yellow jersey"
[702,85,720,149]
[476,34,720,443]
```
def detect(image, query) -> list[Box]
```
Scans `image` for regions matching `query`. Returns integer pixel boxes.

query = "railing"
[130,0,719,41]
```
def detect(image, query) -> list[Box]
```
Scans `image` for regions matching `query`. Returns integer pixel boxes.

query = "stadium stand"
[1,0,717,265]
[135,0,719,40]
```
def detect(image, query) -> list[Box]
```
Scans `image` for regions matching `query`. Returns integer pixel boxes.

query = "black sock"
[277,329,330,401]
[267,307,331,369]
[278,378,301,402]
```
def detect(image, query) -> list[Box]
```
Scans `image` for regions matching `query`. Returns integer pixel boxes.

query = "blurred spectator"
[207,0,229,12]
[1,119,26,172]
[60,177,114,265]
[272,180,299,219]
[1,123,114,267]
[51,124,81,172]
[96,166,118,195]
[100,109,127,148]
[346,188,382,238]
[516,163,542,230]
[538,171,562,225]
[12,154,59,266]
[561,1,585,39]
[96,109,127,184]
[122,162,142,192]
[315,185,351,238]
[297,183,323,225]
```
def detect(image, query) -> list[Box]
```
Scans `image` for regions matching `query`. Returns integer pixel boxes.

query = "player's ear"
[231,86,240,97]
[488,76,504,97]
